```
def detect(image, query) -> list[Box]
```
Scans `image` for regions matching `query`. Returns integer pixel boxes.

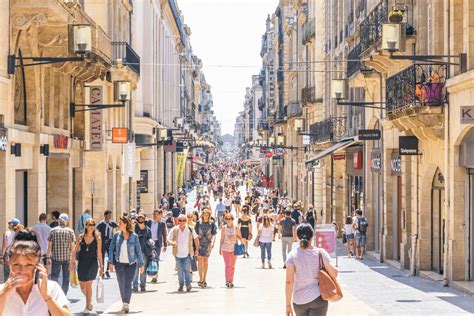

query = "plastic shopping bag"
[70,270,79,288]
[96,277,104,303]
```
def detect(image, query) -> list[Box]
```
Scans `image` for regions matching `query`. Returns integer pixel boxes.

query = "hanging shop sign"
[302,135,311,145]
[461,106,474,124]
[265,151,273,158]
[112,128,128,144]
[138,170,148,193]
[358,129,381,141]
[164,140,177,153]
[124,143,136,178]
[399,136,419,156]
[391,153,402,176]
[90,87,103,151]
[370,149,382,173]
[53,135,69,149]
[273,147,287,156]
[312,159,321,169]
[0,128,7,151]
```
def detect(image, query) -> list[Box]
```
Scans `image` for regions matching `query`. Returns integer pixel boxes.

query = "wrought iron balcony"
[360,1,387,55]
[287,102,302,118]
[386,64,448,116]
[112,42,140,76]
[302,19,316,45]
[302,86,317,105]
[258,97,265,111]
[257,122,269,131]
[309,117,347,144]
[347,43,362,78]
[275,106,287,124]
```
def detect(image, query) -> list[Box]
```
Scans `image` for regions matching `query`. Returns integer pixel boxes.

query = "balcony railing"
[275,106,287,123]
[302,86,316,105]
[112,42,140,76]
[360,1,387,55]
[287,102,302,118]
[309,117,347,143]
[386,64,448,116]
[347,43,362,78]
[257,122,269,131]
[302,19,316,45]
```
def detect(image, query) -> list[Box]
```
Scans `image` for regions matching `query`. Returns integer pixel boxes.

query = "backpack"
[357,218,368,233]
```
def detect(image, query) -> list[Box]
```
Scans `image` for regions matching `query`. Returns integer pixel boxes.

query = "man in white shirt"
[31,213,51,264]
[167,214,199,292]
[224,195,233,212]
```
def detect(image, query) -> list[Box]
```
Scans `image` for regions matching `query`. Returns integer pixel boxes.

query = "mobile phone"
[34,269,39,284]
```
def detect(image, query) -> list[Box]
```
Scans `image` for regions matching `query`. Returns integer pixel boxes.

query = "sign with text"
[138,170,148,193]
[332,153,345,160]
[314,224,337,256]
[370,149,382,173]
[112,128,128,143]
[391,153,402,176]
[302,135,311,145]
[265,151,273,158]
[90,87,103,151]
[0,128,7,151]
[358,129,381,141]
[124,143,135,178]
[164,140,177,153]
[399,136,419,156]
[461,106,474,124]
[273,147,287,156]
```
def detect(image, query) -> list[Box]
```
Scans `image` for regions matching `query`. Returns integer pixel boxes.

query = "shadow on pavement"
[336,240,474,313]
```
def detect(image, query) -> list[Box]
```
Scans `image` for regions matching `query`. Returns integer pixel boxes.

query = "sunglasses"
[178,219,187,222]
[87,224,96,227]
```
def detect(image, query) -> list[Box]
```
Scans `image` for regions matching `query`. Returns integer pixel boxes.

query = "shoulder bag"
[318,251,343,302]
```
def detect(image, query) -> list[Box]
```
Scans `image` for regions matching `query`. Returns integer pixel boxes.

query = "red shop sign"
[53,135,69,149]
[265,151,273,158]
[332,153,345,161]
[353,151,363,169]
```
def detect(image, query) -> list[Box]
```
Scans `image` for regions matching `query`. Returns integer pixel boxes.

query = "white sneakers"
[122,303,130,313]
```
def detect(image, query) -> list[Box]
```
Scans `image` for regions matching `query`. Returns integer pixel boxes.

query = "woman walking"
[233,192,242,218]
[285,224,338,316]
[258,215,274,269]
[343,216,355,257]
[219,213,241,287]
[195,209,217,287]
[70,218,103,313]
[237,206,252,258]
[108,214,144,314]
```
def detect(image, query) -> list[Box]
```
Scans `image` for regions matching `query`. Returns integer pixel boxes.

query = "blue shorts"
[345,233,354,240]
[356,234,366,248]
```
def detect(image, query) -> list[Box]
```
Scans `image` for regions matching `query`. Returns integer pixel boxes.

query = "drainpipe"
[379,70,385,264]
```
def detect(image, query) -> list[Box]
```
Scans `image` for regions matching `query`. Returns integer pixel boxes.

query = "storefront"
[346,146,364,215]
[390,152,403,261]
[369,148,382,252]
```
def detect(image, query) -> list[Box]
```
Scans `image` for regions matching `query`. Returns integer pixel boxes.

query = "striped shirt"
[286,247,331,305]
[48,226,76,261]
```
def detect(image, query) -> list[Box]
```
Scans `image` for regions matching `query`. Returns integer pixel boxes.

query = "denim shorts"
[356,234,367,248]
[345,233,354,240]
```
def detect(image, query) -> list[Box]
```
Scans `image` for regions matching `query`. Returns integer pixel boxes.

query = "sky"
[178,0,278,136]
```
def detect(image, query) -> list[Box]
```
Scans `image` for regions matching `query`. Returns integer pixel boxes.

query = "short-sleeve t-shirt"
[286,247,332,305]
[279,217,296,237]
[0,280,69,315]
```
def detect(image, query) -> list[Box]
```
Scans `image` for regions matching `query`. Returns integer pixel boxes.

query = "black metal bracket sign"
[358,129,381,141]
[399,136,419,155]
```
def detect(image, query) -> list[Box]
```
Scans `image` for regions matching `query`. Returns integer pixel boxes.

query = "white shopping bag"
[96,277,104,303]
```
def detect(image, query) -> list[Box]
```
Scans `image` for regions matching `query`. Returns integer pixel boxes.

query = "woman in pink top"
[219,213,241,288]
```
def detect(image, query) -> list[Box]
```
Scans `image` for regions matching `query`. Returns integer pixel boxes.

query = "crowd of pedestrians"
[0,157,346,316]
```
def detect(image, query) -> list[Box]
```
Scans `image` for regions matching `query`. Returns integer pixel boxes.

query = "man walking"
[77,209,91,234]
[167,214,199,292]
[49,211,60,228]
[96,210,118,278]
[147,209,167,283]
[215,198,226,228]
[32,213,51,264]
[133,213,152,292]
[47,213,76,295]
[278,210,296,268]
[353,209,368,260]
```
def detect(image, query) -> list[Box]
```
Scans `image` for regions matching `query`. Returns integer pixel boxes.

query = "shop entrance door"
[15,170,28,226]
[431,169,445,274]
[467,169,474,280]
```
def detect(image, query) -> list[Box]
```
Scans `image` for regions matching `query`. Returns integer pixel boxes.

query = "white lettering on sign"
[461,106,474,124]
[90,87,103,151]
[124,143,135,178]
[0,136,6,151]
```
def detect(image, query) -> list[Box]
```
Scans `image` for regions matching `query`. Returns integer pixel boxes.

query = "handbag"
[146,259,158,276]
[70,269,79,288]
[318,252,343,302]
[190,256,198,272]
[342,233,347,244]
[96,277,104,303]
[233,241,245,256]
[253,236,260,248]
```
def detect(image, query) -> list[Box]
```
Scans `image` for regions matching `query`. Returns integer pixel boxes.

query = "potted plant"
[388,10,404,23]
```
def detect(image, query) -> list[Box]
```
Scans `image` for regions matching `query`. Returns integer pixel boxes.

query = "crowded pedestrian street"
[62,186,474,315]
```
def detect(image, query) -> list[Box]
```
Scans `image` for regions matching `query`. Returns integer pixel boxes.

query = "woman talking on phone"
[0,230,71,315]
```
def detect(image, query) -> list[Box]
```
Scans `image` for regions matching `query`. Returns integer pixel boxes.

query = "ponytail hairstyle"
[297,223,314,249]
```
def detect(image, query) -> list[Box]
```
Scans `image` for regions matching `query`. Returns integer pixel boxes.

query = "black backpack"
[357,218,368,233]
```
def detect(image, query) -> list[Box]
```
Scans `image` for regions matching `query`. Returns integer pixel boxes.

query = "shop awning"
[305,137,360,165]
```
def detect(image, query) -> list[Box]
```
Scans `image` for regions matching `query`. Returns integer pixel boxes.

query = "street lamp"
[295,118,304,132]
[8,24,92,75]
[115,81,131,102]
[331,79,348,100]
[158,128,168,142]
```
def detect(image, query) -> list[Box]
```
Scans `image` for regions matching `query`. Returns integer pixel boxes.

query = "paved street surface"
[67,187,474,315]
